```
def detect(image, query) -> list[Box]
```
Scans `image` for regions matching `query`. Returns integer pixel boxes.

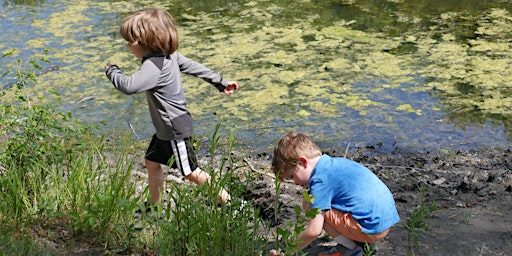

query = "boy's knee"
[184,168,209,184]
[184,171,197,182]
[145,159,162,171]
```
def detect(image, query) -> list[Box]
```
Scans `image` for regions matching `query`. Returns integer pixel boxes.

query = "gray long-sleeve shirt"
[106,52,228,141]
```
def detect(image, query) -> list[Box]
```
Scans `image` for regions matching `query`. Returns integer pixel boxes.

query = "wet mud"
[240,146,512,256]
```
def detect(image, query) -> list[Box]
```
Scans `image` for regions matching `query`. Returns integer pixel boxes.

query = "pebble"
[432,177,446,185]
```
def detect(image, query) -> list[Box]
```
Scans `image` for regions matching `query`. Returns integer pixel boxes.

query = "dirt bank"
[240,146,512,256]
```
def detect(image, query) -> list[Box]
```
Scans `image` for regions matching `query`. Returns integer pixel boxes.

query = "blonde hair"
[120,8,179,55]
[272,131,322,178]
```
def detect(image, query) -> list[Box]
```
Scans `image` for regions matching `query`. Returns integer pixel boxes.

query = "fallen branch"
[243,157,295,184]
[127,120,140,140]
[243,157,275,179]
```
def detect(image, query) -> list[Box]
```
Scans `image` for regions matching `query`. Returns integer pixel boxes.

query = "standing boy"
[270,131,400,256]
[104,9,238,207]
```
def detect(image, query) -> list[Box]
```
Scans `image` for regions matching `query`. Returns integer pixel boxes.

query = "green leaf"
[302,190,314,204]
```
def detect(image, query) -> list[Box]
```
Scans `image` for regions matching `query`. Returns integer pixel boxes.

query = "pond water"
[1,0,511,154]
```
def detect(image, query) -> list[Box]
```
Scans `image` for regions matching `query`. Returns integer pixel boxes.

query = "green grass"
[0,50,267,255]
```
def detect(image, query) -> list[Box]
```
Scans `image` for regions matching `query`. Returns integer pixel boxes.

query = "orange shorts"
[324,209,389,243]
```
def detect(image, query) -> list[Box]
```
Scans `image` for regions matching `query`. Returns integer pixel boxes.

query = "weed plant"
[402,186,439,255]
[153,124,265,255]
[0,50,266,255]
[1,48,89,227]
[0,49,142,253]
[272,180,321,256]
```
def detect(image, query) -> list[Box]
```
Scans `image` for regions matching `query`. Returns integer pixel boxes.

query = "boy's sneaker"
[317,247,342,256]
[318,245,362,256]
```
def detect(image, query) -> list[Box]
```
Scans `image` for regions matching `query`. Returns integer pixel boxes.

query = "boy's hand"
[104,63,112,72]
[223,81,239,96]
[269,249,284,256]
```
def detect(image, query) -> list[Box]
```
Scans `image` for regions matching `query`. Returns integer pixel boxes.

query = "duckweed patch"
[1,0,511,151]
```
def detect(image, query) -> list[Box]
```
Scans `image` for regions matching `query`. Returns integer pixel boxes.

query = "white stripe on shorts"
[171,138,192,176]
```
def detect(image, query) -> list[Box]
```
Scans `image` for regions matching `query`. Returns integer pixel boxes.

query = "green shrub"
[0,50,266,255]
[0,48,87,225]
[154,125,266,255]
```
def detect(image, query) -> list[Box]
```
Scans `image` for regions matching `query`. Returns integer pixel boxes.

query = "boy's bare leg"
[323,222,341,238]
[185,167,231,204]
[145,159,164,204]
[323,222,358,249]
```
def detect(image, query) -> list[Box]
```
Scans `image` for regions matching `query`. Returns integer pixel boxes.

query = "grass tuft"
[0,50,267,255]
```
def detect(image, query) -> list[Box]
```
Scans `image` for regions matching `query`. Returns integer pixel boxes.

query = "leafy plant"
[0,50,142,253]
[402,186,439,255]
[153,124,265,255]
[273,188,321,255]
[0,48,84,225]
[362,242,377,256]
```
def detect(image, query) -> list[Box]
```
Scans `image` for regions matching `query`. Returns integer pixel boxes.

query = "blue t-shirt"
[309,155,400,234]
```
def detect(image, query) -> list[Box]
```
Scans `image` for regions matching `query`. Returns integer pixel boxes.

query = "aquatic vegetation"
[420,8,512,122]
[1,0,511,151]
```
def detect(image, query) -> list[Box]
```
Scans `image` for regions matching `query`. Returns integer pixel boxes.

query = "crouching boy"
[270,131,400,256]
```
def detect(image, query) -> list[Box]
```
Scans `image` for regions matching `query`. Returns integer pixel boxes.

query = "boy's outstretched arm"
[270,213,324,255]
[297,213,324,248]
[223,81,239,96]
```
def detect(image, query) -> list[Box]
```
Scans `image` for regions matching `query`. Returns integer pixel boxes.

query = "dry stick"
[243,157,275,179]
[243,157,295,184]
[344,142,351,158]
[127,120,140,140]
[75,96,95,105]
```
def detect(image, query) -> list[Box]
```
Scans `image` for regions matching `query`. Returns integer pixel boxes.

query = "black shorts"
[145,135,198,176]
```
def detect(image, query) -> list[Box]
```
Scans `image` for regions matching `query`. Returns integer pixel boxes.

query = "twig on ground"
[344,142,350,158]
[75,96,95,105]
[127,120,140,140]
[243,157,276,179]
[243,157,297,184]
[476,243,489,256]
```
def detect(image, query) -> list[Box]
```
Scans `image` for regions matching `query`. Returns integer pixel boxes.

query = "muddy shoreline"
[238,145,512,255]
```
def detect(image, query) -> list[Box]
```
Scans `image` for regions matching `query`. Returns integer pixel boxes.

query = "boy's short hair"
[272,131,322,179]
[120,8,179,55]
